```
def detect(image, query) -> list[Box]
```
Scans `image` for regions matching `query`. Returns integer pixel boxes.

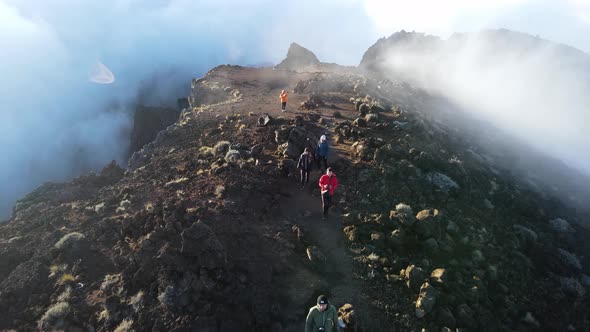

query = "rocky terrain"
[1,35,589,331]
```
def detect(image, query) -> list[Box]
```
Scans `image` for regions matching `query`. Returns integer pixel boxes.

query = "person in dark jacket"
[318,167,338,220]
[305,295,341,332]
[298,147,314,189]
[316,135,329,172]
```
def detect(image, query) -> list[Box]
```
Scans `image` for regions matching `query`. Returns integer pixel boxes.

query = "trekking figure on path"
[280,89,288,112]
[319,167,338,220]
[305,295,341,332]
[298,147,315,189]
[316,135,329,172]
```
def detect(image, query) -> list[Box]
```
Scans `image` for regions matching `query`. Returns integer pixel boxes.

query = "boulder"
[353,117,367,127]
[415,282,439,318]
[278,126,308,159]
[390,203,415,226]
[374,144,407,166]
[354,141,371,160]
[359,103,370,116]
[405,265,426,292]
[257,113,272,127]
[338,303,356,330]
[430,268,448,287]
[414,209,441,240]
[343,226,359,242]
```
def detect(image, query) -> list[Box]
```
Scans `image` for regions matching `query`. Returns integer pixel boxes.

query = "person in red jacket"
[318,167,338,220]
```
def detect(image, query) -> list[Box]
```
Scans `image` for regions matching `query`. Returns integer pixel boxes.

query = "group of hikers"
[281,89,339,220]
[280,92,344,331]
[297,135,338,220]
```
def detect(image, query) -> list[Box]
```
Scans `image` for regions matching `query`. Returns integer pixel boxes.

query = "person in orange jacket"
[318,167,338,220]
[280,90,288,112]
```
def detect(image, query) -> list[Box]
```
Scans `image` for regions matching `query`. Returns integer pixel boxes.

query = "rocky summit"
[1,32,589,331]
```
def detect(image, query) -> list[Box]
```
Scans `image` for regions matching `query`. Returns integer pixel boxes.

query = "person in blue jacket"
[316,135,329,172]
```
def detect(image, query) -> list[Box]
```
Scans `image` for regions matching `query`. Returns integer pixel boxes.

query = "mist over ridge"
[361,29,590,177]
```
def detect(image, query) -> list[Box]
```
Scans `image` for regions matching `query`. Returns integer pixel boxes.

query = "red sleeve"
[319,175,327,189]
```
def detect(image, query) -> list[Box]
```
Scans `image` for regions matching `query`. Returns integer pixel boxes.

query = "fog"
[374,30,590,178]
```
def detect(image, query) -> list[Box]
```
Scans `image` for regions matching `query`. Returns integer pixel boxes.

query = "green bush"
[54,232,85,251]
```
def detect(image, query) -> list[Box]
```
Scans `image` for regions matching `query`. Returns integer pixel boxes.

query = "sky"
[1,0,590,219]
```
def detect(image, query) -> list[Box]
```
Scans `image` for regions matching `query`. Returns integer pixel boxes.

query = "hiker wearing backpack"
[280,90,288,112]
[319,167,338,220]
[316,135,329,172]
[298,147,315,189]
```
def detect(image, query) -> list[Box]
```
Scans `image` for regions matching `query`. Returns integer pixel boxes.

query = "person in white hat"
[316,135,329,172]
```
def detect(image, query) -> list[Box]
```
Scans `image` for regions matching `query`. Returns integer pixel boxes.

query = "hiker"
[316,135,329,172]
[298,147,314,189]
[305,295,341,332]
[319,167,338,220]
[280,89,288,112]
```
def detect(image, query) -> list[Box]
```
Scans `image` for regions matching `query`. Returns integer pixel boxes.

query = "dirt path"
[274,143,367,331]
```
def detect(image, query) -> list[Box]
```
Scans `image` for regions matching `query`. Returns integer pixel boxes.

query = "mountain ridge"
[0,29,589,331]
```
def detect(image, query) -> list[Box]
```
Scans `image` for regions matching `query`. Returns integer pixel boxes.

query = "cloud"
[362,0,529,37]
[375,30,590,175]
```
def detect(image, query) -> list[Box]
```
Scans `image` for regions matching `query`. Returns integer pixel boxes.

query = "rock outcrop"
[275,42,320,71]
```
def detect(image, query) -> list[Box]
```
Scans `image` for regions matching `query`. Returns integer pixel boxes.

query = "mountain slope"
[1,34,589,331]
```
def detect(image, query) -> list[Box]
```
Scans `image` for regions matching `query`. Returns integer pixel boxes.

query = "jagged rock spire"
[276,42,320,71]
